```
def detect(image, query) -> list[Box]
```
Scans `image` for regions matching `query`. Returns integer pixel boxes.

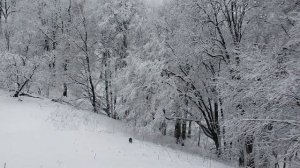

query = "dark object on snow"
[129,138,133,143]
[181,143,184,146]
[19,93,41,99]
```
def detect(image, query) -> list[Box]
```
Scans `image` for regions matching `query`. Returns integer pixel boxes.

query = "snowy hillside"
[0,90,231,168]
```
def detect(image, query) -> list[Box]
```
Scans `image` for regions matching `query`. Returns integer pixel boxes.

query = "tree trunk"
[63,83,67,97]
[5,30,10,51]
[244,135,255,168]
[62,60,68,97]
[161,109,167,135]
[109,78,114,118]
[89,74,97,113]
[13,79,29,97]
[212,133,220,156]
[104,50,111,116]
[105,77,110,115]
[182,112,187,140]
[13,65,38,97]
[161,119,167,135]
[283,157,286,168]
[86,54,97,113]
[175,119,181,144]
[187,120,192,138]
[181,119,186,140]
[198,126,201,147]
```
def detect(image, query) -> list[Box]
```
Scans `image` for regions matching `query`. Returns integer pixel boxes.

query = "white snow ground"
[0,90,232,168]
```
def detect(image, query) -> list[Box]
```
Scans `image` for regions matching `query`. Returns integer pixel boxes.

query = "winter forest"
[0,0,299,167]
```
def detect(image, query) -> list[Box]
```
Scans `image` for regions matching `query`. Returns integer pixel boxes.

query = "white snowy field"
[0,90,232,168]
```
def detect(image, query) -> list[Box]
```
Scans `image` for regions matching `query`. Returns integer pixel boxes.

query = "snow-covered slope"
[0,90,231,168]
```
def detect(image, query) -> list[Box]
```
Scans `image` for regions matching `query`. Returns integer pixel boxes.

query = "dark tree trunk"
[198,126,201,147]
[13,66,38,97]
[175,119,181,144]
[161,109,167,135]
[283,157,287,168]
[187,120,192,138]
[239,135,255,168]
[212,133,220,156]
[105,78,110,115]
[82,15,97,113]
[89,74,97,113]
[13,79,29,97]
[239,150,245,167]
[161,119,167,135]
[245,136,255,168]
[181,119,186,140]
[63,61,68,97]
[104,50,111,117]
[63,83,67,97]
[109,76,114,118]
[86,53,97,113]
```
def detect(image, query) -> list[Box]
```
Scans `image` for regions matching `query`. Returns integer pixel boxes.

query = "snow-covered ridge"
[0,90,231,168]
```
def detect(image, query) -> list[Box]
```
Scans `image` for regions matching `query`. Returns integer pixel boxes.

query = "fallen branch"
[19,93,42,99]
[165,116,201,122]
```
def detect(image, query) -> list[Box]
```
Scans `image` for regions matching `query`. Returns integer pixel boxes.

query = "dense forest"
[0,0,299,167]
